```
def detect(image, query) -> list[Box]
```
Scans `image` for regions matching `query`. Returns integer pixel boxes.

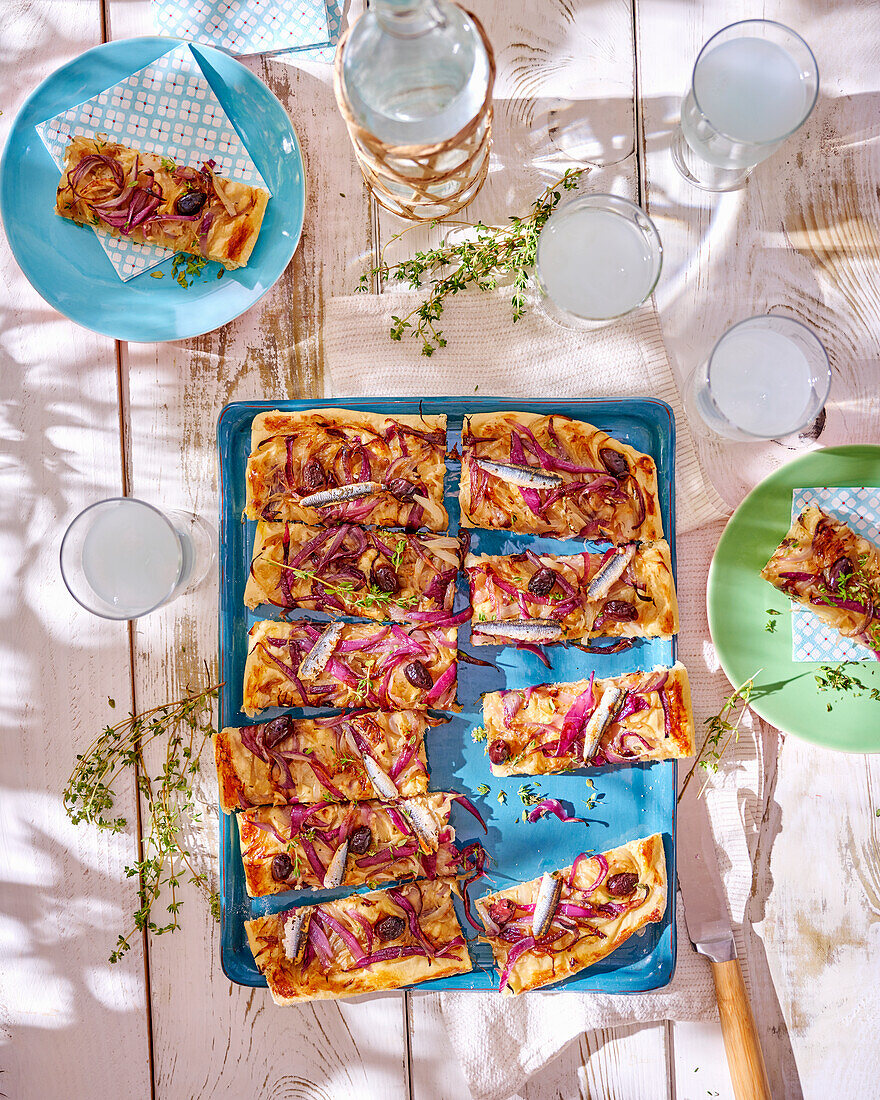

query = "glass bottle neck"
[371,0,447,38]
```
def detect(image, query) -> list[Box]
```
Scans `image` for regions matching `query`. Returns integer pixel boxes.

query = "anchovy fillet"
[531,872,563,938]
[298,621,345,680]
[322,840,349,890]
[283,906,312,962]
[582,686,627,761]
[476,618,564,642]
[474,458,562,490]
[587,543,637,600]
[299,481,382,508]
[399,798,440,853]
[363,754,399,801]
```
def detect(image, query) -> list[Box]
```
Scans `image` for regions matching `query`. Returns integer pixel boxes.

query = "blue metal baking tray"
[217,397,677,993]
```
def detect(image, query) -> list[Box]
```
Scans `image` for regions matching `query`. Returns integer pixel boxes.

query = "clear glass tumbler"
[60,498,215,620]
[684,315,831,441]
[535,193,662,328]
[671,20,819,192]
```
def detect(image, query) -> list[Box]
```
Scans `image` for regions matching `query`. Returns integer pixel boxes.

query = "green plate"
[707,445,880,753]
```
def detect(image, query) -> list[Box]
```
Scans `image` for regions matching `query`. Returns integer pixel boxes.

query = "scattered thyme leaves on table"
[814,662,879,710]
[678,671,760,801]
[63,679,222,963]
[765,608,781,632]
[358,168,585,356]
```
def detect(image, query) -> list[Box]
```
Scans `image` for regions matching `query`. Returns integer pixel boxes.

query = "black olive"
[348,826,372,856]
[373,565,399,593]
[826,555,854,591]
[263,717,291,748]
[303,459,325,490]
[606,872,639,897]
[271,854,293,882]
[375,915,406,942]
[404,660,433,690]
[528,567,556,597]
[602,599,639,621]
[175,190,207,216]
[488,739,510,765]
[599,447,630,479]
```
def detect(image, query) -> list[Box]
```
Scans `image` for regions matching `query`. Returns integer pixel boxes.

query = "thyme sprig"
[359,169,585,356]
[64,680,222,962]
[270,560,419,614]
[678,672,760,801]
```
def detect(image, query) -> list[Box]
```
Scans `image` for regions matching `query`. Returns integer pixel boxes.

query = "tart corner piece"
[476,833,668,995]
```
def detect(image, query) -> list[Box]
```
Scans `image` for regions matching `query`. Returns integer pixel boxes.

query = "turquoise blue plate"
[217,397,678,993]
[0,37,305,343]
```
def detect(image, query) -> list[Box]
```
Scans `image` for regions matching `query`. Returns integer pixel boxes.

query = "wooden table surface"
[3,0,879,1097]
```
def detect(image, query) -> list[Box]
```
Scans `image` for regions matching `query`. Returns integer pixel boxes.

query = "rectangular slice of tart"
[480,663,695,775]
[460,411,663,542]
[245,408,448,530]
[55,135,270,269]
[238,792,459,898]
[761,505,880,658]
[465,542,678,645]
[245,878,472,1004]
[242,620,458,715]
[214,710,439,812]
[476,834,667,995]
[245,521,463,623]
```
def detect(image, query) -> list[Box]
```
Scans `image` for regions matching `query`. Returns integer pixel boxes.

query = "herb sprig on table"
[64,680,222,962]
[358,168,585,356]
[678,672,760,801]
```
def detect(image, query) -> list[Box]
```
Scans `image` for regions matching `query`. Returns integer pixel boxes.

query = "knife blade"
[676,785,736,962]
[677,787,770,1100]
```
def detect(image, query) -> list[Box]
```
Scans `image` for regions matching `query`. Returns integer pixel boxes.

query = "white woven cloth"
[324,289,765,1100]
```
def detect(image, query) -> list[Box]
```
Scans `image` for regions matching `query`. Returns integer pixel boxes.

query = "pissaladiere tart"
[466,542,678,645]
[238,792,459,897]
[245,879,472,1003]
[55,136,270,268]
[245,521,463,623]
[214,710,439,812]
[480,663,694,776]
[761,505,880,658]
[460,411,662,542]
[477,834,667,994]
[242,620,458,714]
[245,409,448,530]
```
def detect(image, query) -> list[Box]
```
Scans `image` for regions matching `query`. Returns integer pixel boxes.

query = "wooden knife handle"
[710,958,771,1100]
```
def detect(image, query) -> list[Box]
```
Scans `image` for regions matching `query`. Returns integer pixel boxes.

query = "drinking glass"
[60,498,215,620]
[671,20,819,192]
[684,315,831,441]
[535,193,662,327]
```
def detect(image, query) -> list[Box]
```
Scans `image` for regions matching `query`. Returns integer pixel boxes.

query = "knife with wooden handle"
[677,788,771,1100]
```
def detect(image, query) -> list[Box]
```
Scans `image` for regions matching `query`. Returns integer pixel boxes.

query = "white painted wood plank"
[671,1021,734,1100]
[104,2,409,1096]
[0,3,151,1098]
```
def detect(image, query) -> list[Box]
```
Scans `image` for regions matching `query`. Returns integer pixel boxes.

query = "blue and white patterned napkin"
[152,0,337,60]
[36,44,269,282]
[790,486,880,661]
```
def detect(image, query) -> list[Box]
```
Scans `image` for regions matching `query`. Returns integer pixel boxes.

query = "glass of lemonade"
[60,498,215,620]
[536,193,662,326]
[685,315,831,441]
[672,20,819,192]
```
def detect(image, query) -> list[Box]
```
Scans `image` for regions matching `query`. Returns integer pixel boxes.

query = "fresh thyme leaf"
[171,253,208,288]
[361,169,585,356]
[471,725,488,743]
[518,783,542,807]
[272,561,418,614]
[678,671,760,801]
[475,783,490,796]
[815,663,868,695]
[765,619,777,633]
[496,790,507,804]
[64,679,222,962]
[391,537,408,573]
[765,609,781,615]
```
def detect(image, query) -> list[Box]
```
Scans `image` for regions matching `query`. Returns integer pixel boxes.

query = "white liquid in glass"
[681,37,809,167]
[709,328,813,436]
[81,501,182,615]
[538,208,656,319]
